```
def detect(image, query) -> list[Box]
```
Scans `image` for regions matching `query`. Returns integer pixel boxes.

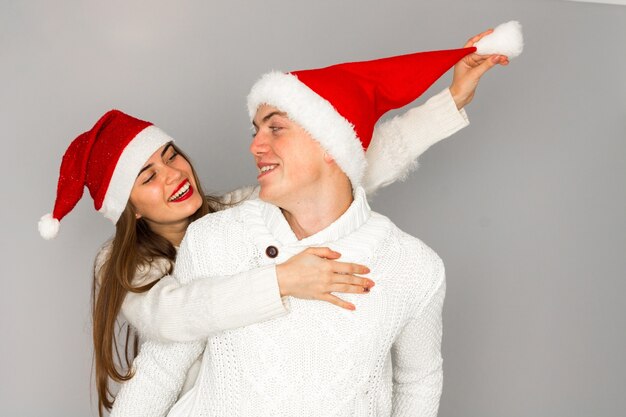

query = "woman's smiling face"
[129,143,203,234]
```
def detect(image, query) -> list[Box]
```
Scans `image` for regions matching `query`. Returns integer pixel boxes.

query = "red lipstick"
[168,179,194,202]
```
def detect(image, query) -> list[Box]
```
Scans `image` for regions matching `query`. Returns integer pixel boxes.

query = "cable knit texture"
[112,188,445,417]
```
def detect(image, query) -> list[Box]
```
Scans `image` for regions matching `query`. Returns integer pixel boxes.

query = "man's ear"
[323,151,335,164]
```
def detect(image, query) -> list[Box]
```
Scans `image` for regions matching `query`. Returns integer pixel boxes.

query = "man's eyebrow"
[136,142,174,178]
[253,111,288,129]
[262,111,287,123]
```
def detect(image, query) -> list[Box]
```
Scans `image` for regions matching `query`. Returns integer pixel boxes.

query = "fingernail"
[350,304,356,311]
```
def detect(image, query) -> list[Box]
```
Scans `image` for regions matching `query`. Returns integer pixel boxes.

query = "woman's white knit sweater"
[112,188,445,417]
[98,88,465,346]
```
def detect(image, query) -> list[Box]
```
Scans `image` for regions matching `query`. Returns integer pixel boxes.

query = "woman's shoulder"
[94,239,113,277]
[217,185,259,206]
[94,238,171,287]
[134,257,171,286]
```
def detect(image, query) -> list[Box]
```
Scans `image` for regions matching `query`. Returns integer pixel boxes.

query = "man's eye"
[142,173,156,184]
[270,126,282,133]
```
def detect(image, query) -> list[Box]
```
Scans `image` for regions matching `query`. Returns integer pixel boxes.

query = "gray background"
[1,0,624,416]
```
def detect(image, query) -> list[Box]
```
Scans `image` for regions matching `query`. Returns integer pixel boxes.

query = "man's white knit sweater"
[113,187,445,417]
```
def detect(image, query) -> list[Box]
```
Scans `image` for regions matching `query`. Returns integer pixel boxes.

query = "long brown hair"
[92,146,221,416]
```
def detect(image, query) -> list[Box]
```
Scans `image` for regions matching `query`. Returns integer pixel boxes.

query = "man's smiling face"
[250,105,328,207]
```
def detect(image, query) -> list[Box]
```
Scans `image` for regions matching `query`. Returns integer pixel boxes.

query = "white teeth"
[169,182,190,202]
[260,165,277,173]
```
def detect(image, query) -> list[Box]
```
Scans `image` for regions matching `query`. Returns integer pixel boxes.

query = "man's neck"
[280,181,354,240]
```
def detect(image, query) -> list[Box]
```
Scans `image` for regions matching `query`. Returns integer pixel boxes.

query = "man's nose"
[250,131,268,156]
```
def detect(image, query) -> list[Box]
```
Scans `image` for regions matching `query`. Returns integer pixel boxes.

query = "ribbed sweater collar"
[242,187,373,250]
[267,187,370,245]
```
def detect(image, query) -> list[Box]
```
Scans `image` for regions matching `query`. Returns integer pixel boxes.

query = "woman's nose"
[165,165,183,184]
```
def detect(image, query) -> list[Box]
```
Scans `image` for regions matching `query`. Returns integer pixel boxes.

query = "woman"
[39,110,375,414]
[39,33,505,416]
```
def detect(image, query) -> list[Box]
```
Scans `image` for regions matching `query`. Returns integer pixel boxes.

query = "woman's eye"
[142,173,156,184]
[167,151,178,162]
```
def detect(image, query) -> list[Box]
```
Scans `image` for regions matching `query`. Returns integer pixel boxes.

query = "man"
[110,33,513,417]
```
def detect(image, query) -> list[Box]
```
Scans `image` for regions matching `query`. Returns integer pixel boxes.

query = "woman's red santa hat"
[247,20,523,188]
[38,110,173,239]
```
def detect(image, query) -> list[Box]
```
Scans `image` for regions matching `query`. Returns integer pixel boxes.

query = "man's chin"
[260,186,292,209]
[258,185,277,204]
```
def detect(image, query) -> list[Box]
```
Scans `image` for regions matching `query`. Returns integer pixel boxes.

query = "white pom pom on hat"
[38,213,60,240]
[475,20,524,59]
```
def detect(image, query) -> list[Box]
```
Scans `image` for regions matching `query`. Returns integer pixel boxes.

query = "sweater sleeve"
[391,267,446,417]
[121,264,288,342]
[94,200,287,344]
[363,88,469,195]
[110,339,205,417]
[110,227,209,416]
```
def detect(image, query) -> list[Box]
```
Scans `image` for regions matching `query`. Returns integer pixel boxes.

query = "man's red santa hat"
[247,21,523,188]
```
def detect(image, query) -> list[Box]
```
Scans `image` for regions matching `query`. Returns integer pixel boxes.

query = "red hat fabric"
[247,46,476,188]
[39,110,173,239]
